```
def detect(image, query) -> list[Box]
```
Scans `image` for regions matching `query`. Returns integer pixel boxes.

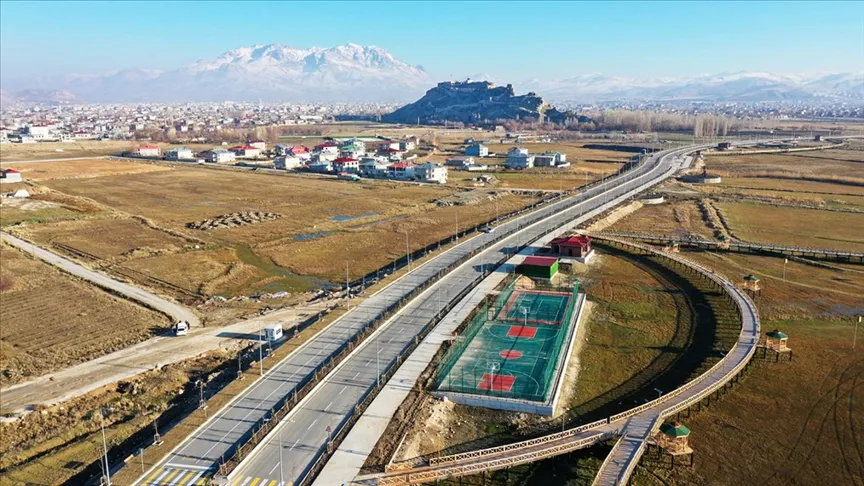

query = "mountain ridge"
[2,43,862,103]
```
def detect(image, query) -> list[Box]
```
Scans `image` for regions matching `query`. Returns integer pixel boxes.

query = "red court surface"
[506,325,538,338]
[477,373,516,392]
[499,350,523,359]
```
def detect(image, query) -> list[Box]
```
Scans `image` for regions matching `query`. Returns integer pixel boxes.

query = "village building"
[0,168,23,183]
[247,139,266,150]
[550,235,594,263]
[340,139,366,158]
[400,138,417,151]
[231,145,262,158]
[465,142,489,157]
[415,162,448,184]
[378,141,401,152]
[314,142,340,162]
[332,157,360,173]
[359,157,389,177]
[387,161,416,180]
[446,156,475,167]
[308,160,333,173]
[201,148,236,163]
[534,151,569,168]
[166,147,194,160]
[506,147,535,169]
[287,145,311,160]
[274,156,303,170]
[517,256,559,280]
[135,144,161,157]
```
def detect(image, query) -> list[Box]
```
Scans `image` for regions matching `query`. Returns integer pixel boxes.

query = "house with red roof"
[332,157,359,173]
[231,145,262,158]
[550,235,594,262]
[387,161,416,180]
[135,144,161,157]
[0,168,23,184]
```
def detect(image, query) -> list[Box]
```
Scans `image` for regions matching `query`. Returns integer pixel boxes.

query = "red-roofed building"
[231,145,262,158]
[1,168,23,183]
[332,157,359,173]
[135,145,161,157]
[387,161,416,180]
[550,235,592,258]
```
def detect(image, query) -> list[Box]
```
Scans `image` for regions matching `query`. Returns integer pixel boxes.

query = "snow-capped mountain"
[6,44,430,102]
[3,42,862,103]
[524,71,864,102]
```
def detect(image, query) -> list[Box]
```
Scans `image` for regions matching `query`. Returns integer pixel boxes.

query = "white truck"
[174,321,189,336]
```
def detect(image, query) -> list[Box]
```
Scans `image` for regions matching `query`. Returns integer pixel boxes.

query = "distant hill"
[0,89,78,106]
[383,80,592,125]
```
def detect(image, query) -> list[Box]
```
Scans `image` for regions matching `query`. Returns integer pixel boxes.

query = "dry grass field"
[0,243,168,387]
[11,164,539,297]
[0,141,220,162]
[705,149,864,182]
[629,251,864,486]
[717,202,864,252]
[612,200,717,238]
[0,157,171,180]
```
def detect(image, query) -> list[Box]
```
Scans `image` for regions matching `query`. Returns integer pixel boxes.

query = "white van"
[264,324,283,342]
[174,321,189,336]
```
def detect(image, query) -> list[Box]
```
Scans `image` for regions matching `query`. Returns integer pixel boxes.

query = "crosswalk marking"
[145,468,166,484]
[250,478,261,486]
[172,470,196,485]
[149,469,171,486]
[239,477,252,486]
[268,480,278,486]
[161,469,181,485]
[187,470,204,485]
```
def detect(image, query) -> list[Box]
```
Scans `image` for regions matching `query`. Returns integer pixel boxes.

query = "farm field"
[705,149,864,182]
[15,163,540,297]
[611,200,717,238]
[0,157,171,180]
[0,243,169,387]
[717,202,864,252]
[629,251,864,486]
[0,140,225,162]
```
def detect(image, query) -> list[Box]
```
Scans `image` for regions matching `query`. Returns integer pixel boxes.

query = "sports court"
[434,277,583,405]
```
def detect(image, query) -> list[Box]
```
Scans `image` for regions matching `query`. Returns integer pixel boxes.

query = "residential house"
[231,145,262,158]
[274,156,303,170]
[378,141,401,152]
[73,130,95,140]
[400,137,417,151]
[379,147,406,161]
[25,123,56,140]
[387,162,416,180]
[465,142,489,157]
[550,235,593,260]
[464,164,490,171]
[340,139,366,158]
[506,147,534,169]
[0,168,23,183]
[201,148,236,163]
[314,142,340,162]
[359,156,389,177]
[136,145,161,157]
[308,160,333,173]
[415,162,448,184]
[288,145,311,160]
[446,156,475,168]
[274,144,291,156]
[332,157,360,173]
[166,147,194,160]
[247,139,266,150]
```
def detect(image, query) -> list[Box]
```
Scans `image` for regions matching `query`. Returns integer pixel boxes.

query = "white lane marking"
[307,418,318,430]
[353,372,360,379]
[339,385,347,395]
[324,401,333,412]
[291,439,300,450]
[269,461,280,475]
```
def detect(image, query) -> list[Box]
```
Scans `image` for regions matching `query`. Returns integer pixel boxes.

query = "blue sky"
[2,1,862,81]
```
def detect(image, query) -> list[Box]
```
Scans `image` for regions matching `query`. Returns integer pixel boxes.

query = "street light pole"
[278,425,284,486]
[100,407,112,486]
[346,261,351,311]
[854,315,861,351]
[258,323,264,377]
[403,231,411,272]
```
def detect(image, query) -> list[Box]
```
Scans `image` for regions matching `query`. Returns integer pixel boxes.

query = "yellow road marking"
[161,469,181,485]
[145,468,165,483]
[249,478,261,486]
[176,470,197,485]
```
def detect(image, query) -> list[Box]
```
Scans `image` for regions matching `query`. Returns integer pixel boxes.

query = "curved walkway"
[368,236,761,485]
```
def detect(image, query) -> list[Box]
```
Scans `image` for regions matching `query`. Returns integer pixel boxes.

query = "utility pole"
[100,407,112,486]
[854,315,861,351]
[376,337,381,387]
[783,258,788,281]
[258,323,264,376]
[346,261,351,311]
[279,424,285,486]
[455,209,459,241]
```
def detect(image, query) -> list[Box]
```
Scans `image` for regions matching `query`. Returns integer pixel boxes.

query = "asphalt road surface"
[138,144,708,486]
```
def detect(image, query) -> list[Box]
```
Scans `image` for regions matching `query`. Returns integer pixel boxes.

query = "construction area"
[433,275,585,415]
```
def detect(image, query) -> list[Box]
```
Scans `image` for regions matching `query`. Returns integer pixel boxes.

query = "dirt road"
[1,231,200,327]
[0,299,336,415]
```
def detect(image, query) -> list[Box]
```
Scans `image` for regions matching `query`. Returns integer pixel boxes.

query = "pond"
[234,244,334,294]
[331,212,379,222]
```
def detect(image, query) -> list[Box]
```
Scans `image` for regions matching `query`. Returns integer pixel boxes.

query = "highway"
[205,144,713,486]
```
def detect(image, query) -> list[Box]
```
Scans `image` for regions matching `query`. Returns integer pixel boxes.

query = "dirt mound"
[186,211,281,231]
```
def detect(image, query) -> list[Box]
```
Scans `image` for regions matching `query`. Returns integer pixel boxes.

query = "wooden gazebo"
[650,420,694,467]
[761,329,793,361]
[742,274,761,295]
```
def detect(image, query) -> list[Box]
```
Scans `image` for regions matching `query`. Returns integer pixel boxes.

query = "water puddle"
[294,231,335,241]
[331,212,379,222]
[234,244,334,293]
